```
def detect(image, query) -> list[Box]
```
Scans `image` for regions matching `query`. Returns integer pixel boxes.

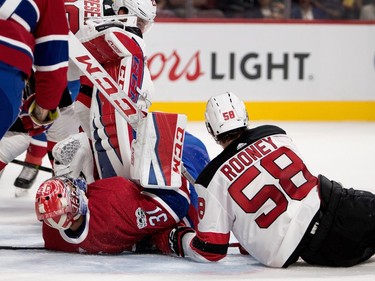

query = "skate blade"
[15,188,29,198]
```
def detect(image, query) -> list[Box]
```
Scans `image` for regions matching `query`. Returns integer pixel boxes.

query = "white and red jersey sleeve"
[182,125,321,267]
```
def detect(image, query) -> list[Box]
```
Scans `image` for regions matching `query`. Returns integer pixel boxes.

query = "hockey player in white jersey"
[169,92,375,268]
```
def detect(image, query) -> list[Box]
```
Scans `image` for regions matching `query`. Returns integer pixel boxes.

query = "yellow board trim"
[150,101,375,121]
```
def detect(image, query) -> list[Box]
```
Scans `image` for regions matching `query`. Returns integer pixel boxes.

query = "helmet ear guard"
[112,0,156,33]
[205,92,249,140]
[113,0,156,20]
[35,177,87,230]
[205,121,215,137]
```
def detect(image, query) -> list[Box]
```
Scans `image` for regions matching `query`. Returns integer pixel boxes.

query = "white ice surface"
[1,121,375,281]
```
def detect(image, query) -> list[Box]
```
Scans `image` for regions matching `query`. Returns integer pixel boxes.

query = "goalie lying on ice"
[35,174,193,254]
[36,119,210,254]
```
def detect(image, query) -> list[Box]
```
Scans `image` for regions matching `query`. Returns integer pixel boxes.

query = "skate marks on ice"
[0,250,374,281]
[0,250,264,275]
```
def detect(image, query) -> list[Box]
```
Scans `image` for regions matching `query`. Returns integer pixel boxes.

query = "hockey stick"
[181,165,197,185]
[11,159,53,173]
[0,245,45,250]
[0,243,240,250]
[0,244,242,253]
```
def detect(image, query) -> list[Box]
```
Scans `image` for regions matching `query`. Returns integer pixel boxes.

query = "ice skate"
[14,165,39,197]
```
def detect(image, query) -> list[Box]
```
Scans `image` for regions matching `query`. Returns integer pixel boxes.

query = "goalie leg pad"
[131,112,187,189]
[91,90,135,179]
[142,177,191,223]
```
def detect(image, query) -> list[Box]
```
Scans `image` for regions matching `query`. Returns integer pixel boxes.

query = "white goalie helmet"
[112,0,157,22]
[205,92,249,139]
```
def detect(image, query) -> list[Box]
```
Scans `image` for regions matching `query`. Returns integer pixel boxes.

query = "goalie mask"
[205,92,248,140]
[112,0,156,33]
[35,177,88,230]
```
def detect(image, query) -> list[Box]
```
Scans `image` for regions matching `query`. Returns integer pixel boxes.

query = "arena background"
[145,19,375,121]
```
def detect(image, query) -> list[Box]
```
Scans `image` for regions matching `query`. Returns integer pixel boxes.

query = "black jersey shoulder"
[195,125,286,187]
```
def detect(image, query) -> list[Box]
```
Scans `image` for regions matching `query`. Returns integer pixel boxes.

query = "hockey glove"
[169,226,195,257]
[20,94,60,136]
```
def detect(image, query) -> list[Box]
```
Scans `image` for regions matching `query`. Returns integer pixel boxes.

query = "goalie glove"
[52,133,95,184]
[20,94,60,136]
[168,226,195,257]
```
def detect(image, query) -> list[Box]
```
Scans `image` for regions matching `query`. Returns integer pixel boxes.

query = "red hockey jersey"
[0,0,69,110]
[42,177,179,254]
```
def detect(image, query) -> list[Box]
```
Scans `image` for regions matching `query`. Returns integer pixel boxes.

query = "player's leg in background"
[301,175,375,267]
[0,129,33,193]
[13,85,81,196]
[0,62,25,140]
[14,132,47,197]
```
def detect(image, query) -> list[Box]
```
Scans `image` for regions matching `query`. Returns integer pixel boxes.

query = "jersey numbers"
[222,110,235,120]
[147,206,168,226]
[198,197,205,220]
[64,0,103,35]
[65,0,81,35]
[228,147,317,228]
